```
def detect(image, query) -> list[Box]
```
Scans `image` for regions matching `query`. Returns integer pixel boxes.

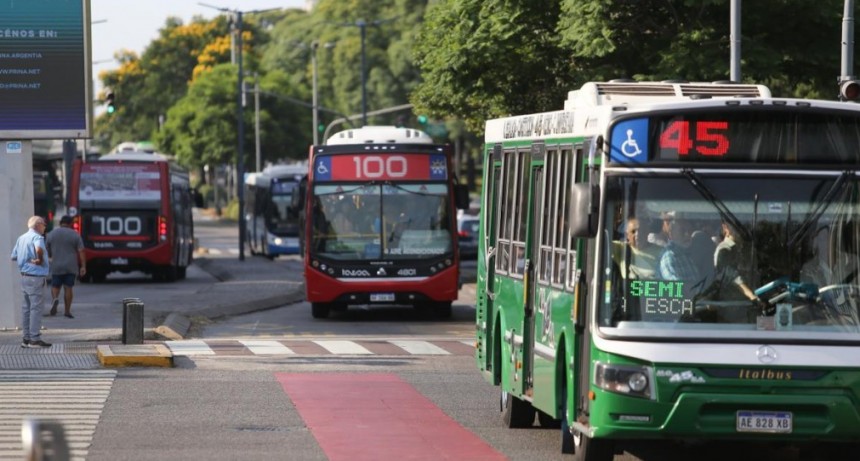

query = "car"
[457,214,480,260]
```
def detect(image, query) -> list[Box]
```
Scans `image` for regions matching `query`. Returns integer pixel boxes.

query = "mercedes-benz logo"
[376,268,387,276]
[756,345,778,364]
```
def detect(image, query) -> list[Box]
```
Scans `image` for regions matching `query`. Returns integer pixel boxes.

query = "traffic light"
[417,114,428,125]
[839,80,860,101]
[105,90,116,114]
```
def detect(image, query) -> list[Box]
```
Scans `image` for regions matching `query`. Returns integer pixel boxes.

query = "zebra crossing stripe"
[313,340,374,355]
[165,340,215,355]
[389,340,450,355]
[0,370,115,461]
[238,340,294,355]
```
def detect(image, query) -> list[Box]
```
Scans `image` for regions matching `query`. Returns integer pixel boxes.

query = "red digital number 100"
[351,155,408,178]
[659,120,730,157]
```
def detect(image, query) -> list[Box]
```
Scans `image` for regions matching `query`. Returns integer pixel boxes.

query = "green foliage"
[415,0,847,132]
[94,0,852,168]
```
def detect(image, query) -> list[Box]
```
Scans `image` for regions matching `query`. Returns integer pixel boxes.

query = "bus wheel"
[177,266,187,280]
[311,303,331,319]
[501,390,535,428]
[435,302,452,319]
[572,427,613,461]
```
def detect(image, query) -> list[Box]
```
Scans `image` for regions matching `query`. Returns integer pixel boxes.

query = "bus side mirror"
[569,183,599,238]
[454,184,470,210]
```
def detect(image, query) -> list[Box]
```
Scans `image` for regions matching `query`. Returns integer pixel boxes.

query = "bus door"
[523,143,545,394]
[477,145,502,374]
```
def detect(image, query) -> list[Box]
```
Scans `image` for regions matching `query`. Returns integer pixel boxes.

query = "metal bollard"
[21,418,69,461]
[121,298,144,345]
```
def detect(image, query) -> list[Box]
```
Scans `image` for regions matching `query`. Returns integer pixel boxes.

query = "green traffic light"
[417,115,428,124]
[107,104,116,114]
[318,123,325,133]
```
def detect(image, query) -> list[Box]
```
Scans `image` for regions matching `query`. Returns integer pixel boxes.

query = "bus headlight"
[594,362,654,399]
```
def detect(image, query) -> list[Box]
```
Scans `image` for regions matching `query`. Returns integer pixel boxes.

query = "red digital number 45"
[660,120,729,157]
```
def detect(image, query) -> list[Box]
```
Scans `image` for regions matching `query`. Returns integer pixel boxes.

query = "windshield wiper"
[682,169,751,241]
[786,171,855,249]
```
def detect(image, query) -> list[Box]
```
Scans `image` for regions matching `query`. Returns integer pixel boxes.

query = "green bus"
[476,80,860,459]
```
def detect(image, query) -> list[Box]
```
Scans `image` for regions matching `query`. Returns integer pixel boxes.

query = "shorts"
[50,274,77,288]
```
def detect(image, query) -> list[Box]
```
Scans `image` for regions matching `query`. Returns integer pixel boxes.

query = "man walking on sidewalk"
[46,215,86,318]
[10,216,52,348]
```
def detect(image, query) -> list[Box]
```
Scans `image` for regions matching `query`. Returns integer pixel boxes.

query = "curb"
[97,344,173,368]
[154,313,192,340]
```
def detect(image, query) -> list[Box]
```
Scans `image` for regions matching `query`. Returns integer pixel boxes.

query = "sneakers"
[27,340,52,348]
[49,298,58,316]
[21,339,29,348]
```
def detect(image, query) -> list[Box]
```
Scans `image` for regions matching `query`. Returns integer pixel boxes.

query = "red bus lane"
[277,373,506,461]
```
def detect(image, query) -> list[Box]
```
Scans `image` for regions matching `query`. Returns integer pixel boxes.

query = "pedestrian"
[46,215,86,318]
[9,216,52,348]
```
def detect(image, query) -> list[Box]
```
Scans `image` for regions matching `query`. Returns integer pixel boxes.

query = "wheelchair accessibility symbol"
[316,161,329,175]
[610,118,648,163]
[620,129,641,158]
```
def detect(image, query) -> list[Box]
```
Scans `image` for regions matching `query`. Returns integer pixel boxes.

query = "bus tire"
[435,301,452,319]
[572,428,613,461]
[177,266,187,279]
[501,390,535,428]
[311,303,331,319]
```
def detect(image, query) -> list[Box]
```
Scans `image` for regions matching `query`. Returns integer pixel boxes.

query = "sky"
[90,0,308,79]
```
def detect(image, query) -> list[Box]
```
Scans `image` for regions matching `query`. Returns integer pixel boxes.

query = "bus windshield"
[310,183,452,261]
[600,173,860,341]
[268,181,297,232]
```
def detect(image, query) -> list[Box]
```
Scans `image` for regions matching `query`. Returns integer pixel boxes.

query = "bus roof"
[485,80,778,144]
[325,126,434,145]
[564,80,771,109]
[246,163,306,187]
[97,151,171,162]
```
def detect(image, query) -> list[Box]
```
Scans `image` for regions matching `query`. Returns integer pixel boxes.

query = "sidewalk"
[0,251,306,346]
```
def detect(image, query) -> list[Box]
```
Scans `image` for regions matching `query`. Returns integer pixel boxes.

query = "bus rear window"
[79,163,161,201]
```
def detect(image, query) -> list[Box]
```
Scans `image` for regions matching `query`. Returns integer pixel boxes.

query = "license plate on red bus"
[370,293,395,302]
[736,411,792,433]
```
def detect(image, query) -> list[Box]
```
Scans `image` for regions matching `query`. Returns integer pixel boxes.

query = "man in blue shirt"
[10,216,52,348]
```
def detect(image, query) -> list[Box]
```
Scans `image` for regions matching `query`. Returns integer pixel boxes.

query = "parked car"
[458,214,479,260]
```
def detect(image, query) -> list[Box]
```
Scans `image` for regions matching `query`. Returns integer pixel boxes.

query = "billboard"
[0,0,92,138]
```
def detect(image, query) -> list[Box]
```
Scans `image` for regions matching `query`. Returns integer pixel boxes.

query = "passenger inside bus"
[611,217,659,279]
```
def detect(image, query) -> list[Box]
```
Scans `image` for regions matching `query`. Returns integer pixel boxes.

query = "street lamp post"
[339,18,393,128]
[311,41,335,145]
[358,20,367,127]
[312,41,320,145]
[235,10,246,261]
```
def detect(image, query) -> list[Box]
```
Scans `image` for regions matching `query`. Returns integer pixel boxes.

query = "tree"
[155,65,238,169]
[413,0,847,133]
[413,0,571,132]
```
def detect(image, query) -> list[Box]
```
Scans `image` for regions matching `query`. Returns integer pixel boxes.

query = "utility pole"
[254,73,261,172]
[235,10,246,261]
[199,3,280,261]
[312,41,320,145]
[339,18,394,127]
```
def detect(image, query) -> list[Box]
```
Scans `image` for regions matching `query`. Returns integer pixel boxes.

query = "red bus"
[304,126,469,318]
[68,151,199,282]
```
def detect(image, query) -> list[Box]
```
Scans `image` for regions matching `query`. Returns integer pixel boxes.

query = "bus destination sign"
[610,109,860,165]
[313,153,448,182]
